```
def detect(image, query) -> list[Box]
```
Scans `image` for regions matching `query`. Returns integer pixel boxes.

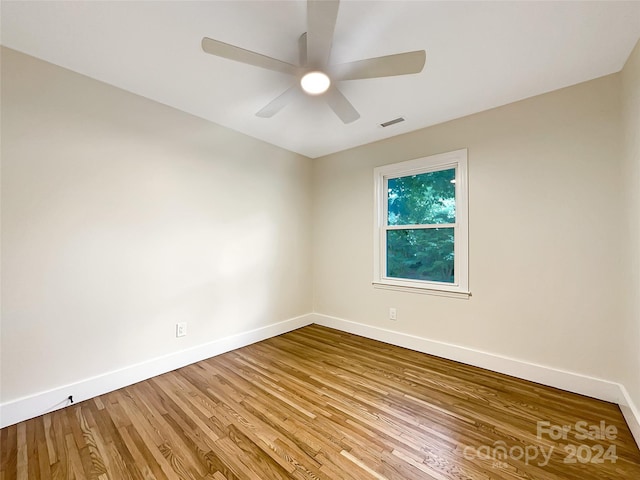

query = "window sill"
[372,282,471,299]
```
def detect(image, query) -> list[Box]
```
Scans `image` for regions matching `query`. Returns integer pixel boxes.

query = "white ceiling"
[2,1,640,158]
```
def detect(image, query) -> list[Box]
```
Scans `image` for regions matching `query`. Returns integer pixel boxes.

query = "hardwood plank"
[15,423,27,480]
[2,325,639,479]
[0,424,17,480]
[64,434,87,480]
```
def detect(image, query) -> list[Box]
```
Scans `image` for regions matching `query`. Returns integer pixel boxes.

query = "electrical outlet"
[389,308,397,321]
[176,322,187,337]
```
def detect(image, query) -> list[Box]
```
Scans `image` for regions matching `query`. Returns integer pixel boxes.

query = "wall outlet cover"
[176,322,187,337]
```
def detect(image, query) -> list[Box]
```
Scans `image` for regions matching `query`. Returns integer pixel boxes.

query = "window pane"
[387,228,454,283]
[387,168,456,225]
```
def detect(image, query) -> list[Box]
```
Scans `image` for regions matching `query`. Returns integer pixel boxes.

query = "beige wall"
[622,39,640,411]
[0,48,313,402]
[313,73,626,382]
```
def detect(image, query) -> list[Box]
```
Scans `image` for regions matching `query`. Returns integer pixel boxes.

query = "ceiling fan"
[201,0,426,124]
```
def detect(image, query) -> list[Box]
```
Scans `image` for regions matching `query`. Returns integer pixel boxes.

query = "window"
[373,149,469,297]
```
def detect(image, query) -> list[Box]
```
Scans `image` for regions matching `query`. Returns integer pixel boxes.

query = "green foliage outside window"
[386,168,456,283]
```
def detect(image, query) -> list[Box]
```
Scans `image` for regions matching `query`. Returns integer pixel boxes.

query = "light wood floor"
[1,325,639,479]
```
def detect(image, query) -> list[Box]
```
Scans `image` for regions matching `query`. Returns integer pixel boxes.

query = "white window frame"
[373,149,469,298]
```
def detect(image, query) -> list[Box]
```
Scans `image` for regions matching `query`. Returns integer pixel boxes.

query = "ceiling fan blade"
[332,50,426,81]
[202,37,300,76]
[325,87,360,124]
[298,32,308,67]
[256,85,300,118]
[307,0,339,67]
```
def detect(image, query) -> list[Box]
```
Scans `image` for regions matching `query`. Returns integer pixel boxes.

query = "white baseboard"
[0,314,313,428]
[619,385,640,448]
[310,313,640,448]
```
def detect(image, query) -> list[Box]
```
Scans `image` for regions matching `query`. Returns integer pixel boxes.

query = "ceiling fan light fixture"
[300,71,331,95]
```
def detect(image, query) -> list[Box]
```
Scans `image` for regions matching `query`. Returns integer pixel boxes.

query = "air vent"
[380,117,405,128]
